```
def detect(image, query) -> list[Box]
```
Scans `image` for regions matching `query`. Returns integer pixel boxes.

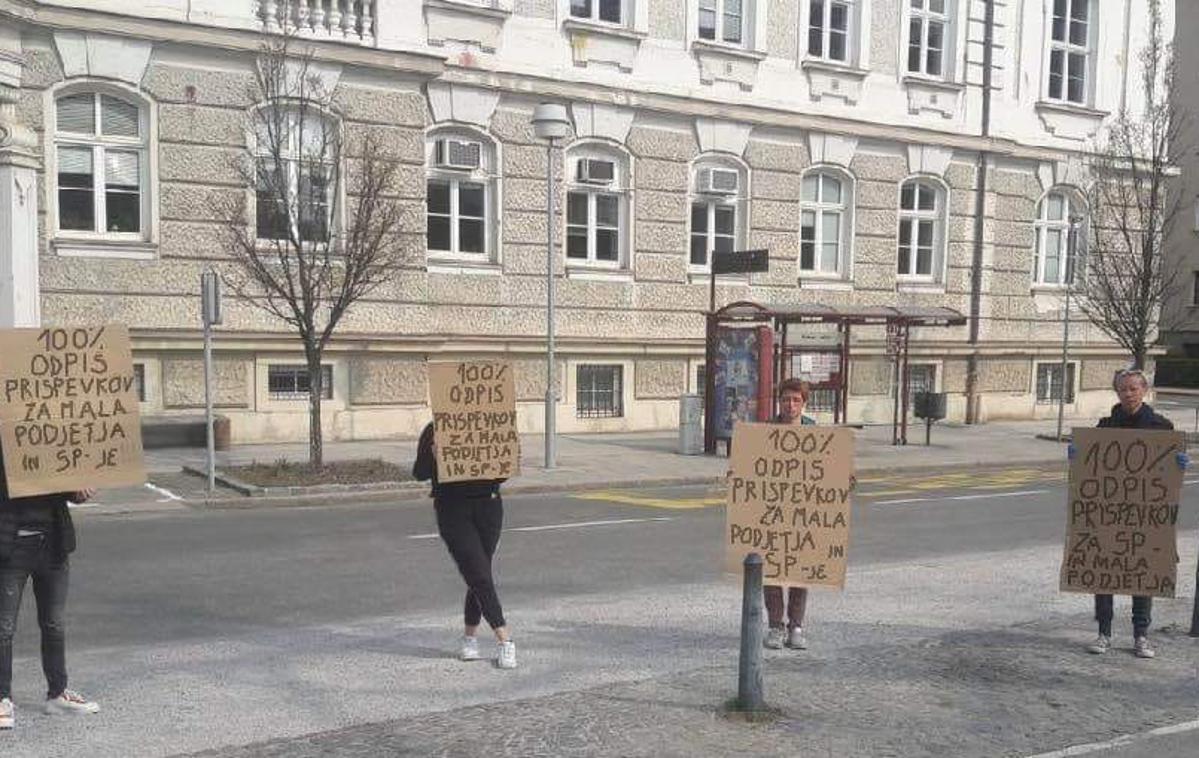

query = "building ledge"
[1034,100,1109,141]
[800,277,853,291]
[801,59,869,105]
[562,18,646,73]
[424,0,511,54]
[691,39,766,91]
[53,238,157,260]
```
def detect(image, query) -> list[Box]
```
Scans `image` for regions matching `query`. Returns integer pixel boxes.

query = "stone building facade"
[0,0,1167,442]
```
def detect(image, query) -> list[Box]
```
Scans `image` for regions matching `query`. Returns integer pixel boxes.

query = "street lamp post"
[531,103,570,469]
[1055,215,1084,442]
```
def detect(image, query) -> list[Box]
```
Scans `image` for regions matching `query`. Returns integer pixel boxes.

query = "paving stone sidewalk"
[178,617,1199,758]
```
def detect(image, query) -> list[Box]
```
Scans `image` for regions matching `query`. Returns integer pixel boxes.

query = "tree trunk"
[1133,349,1146,371]
[307,348,324,467]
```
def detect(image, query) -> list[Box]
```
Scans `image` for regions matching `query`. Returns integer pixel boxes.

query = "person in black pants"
[413,422,516,669]
[0,445,101,730]
[1080,368,1186,659]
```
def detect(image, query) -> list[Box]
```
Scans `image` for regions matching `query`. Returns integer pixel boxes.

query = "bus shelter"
[703,301,968,453]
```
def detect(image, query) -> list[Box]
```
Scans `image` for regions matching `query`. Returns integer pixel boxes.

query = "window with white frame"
[566,146,629,267]
[689,160,744,271]
[1034,190,1083,286]
[54,90,149,237]
[426,130,496,259]
[897,178,944,280]
[800,169,851,277]
[806,0,854,63]
[570,0,623,24]
[699,0,746,45]
[253,107,338,243]
[576,364,623,418]
[1036,362,1076,404]
[268,364,333,401]
[907,0,951,77]
[1047,0,1093,105]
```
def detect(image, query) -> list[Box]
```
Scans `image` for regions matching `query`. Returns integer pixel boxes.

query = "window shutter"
[101,96,140,138]
[105,151,141,189]
[56,94,95,134]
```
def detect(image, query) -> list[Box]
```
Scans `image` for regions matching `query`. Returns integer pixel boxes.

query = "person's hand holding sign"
[72,488,96,504]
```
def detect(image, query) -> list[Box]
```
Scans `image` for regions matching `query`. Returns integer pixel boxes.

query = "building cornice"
[0,0,446,79]
[436,66,1071,164]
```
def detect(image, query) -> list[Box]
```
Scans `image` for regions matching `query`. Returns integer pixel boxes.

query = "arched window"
[689,156,746,272]
[253,105,339,243]
[425,127,498,260]
[1035,189,1084,286]
[897,177,946,281]
[53,88,150,238]
[800,168,853,277]
[565,142,630,268]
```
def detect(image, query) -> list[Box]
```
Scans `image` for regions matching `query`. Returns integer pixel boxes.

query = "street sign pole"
[201,271,222,495]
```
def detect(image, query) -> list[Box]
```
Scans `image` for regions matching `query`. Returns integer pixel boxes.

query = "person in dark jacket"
[412,421,516,669]
[1083,368,1185,659]
[0,445,100,730]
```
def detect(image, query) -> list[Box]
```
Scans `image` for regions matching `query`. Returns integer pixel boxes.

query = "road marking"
[408,516,673,540]
[144,481,184,502]
[1023,718,1199,757]
[874,489,1050,506]
[572,491,722,509]
[67,502,99,510]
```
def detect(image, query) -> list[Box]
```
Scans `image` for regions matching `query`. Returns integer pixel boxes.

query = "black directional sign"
[712,249,769,275]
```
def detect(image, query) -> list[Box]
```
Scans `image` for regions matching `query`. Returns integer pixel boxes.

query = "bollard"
[738,553,765,711]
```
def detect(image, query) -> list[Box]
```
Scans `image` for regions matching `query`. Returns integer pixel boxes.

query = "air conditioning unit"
[577,158,616,184]
[433,139,482,170]
[698,168,739,195]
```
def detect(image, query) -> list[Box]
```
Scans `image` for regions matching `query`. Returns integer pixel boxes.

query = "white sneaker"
[763,627,784,650]
[787,626,809,650]
[460,635,480,661]
[495,640,517,669]
[0,697,12,729]
[44,690,100,715]
[1134,636,1156,659]
[1087,635,1111,655]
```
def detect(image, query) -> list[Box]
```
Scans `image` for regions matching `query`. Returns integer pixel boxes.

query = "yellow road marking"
[572,491,723,509]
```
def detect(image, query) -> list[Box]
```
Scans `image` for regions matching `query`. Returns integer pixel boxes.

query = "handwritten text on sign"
[0,325,146,498]
[1060,427,1184,598]
[428,361,520,483]
[725,423,854,589]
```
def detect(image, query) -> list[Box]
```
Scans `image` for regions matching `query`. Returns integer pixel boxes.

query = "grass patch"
[224,458,413,488]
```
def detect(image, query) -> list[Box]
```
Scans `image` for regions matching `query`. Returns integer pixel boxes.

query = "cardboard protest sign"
[725,422,854,589]
[428,361,519,483]
[1060,427,1185,598]
[0,324,146,498]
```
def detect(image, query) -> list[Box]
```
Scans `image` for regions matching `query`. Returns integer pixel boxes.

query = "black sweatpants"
[434,494,506,629]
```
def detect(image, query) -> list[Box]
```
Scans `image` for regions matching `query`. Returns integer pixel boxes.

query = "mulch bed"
[224,458,413,487]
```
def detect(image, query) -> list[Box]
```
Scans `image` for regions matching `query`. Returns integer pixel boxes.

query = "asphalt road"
[4,468,1198,756]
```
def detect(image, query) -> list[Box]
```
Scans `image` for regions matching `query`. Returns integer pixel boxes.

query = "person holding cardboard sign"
[0,446,101,730]
[413,421,517,670]
[1072,368,1187,660]
[762,378,816,652]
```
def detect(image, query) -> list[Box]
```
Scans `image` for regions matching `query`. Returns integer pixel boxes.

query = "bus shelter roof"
[713,301,968,327]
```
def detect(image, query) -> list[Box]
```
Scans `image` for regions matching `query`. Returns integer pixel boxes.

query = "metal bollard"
[738,553,765,711]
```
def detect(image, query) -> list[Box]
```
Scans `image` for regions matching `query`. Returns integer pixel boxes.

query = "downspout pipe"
[965,0,995,424]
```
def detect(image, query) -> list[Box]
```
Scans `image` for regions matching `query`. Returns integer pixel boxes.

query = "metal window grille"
[269,365,333,401]
[1036,363,1075,404]
[576,364,623,418]
[132,363,146,403]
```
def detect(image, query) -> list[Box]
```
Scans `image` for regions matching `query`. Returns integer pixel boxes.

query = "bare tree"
[1075,0,1185,369]
[215,37,406,465]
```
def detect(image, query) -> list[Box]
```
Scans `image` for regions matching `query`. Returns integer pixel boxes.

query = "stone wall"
[348,357,428,405]
[634,359,687,399]
[161,357,250,409]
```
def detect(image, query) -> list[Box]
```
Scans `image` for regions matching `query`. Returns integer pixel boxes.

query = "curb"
[173,458,1068,511]
[181,465,425,498]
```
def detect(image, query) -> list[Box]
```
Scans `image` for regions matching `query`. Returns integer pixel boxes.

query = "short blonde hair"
[1112,369,1149,391]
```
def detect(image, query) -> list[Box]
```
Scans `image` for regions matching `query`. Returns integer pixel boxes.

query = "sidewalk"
[140,419,1076,499]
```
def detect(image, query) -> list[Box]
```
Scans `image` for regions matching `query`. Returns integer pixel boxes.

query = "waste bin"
[213,414,231,451]
[679,394,703,455]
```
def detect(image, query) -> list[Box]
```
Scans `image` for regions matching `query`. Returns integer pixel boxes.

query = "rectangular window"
[908,0,948,77]
[571,0,622,24]
[1036,363,1076,404]
[268,365,334,401]
[567,190,621,264]
[256,159,330,243]
[132,363,146,403]
[426,178,487,255]
[58,146,95,232]
[696,364,706,399]
[1048,0,1091,104]
[808,0,851,62]
[699,0,744,44]
[690,201,737,269]
[576,364,623,418]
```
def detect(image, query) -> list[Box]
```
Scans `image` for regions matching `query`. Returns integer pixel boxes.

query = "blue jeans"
[0,535,70,699]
